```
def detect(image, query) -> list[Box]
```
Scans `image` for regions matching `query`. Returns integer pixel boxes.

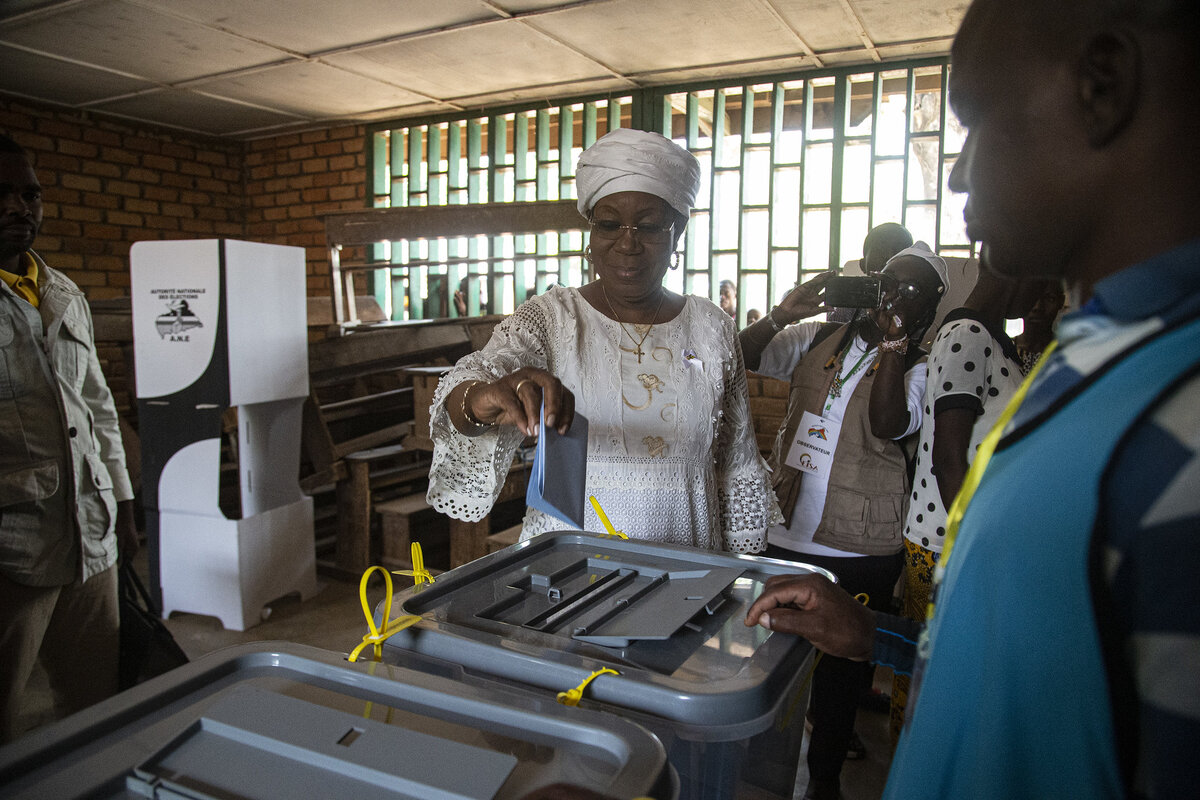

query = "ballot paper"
[525,403,589,528]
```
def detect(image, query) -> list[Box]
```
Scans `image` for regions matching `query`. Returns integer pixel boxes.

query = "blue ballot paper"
[525,402,589,528]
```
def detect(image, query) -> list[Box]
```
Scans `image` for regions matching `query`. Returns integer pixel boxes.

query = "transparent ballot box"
[0,642,674,800]
[381,532,833,800]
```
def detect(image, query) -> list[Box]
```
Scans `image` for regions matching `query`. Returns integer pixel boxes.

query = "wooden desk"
[449,461,532,568]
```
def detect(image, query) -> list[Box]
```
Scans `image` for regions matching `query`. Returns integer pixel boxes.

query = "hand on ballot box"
[744,573,875,661]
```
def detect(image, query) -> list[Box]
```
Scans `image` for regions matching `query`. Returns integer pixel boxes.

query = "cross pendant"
[634,346,644,363]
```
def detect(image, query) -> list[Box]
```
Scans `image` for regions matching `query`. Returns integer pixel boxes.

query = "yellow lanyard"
[935,340,1059,580]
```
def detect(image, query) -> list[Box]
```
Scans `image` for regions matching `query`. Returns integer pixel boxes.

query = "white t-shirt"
[904,312,1024,553]
[757,322,926,557]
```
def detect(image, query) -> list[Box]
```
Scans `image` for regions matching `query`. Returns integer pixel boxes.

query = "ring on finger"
[513,378,535,397]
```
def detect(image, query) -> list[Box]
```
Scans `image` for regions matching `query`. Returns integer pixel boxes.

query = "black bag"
[118,563,189,690]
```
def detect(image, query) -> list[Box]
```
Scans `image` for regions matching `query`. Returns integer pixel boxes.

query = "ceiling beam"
[757,0,824,69]
[833,0,882,62]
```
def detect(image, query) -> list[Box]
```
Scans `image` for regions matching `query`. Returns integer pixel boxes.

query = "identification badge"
[784,410,839,477]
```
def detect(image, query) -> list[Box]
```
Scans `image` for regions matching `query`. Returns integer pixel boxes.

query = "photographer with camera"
[738,242,947,800]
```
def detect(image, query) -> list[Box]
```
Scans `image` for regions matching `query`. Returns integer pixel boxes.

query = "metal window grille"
[367,58,968,324]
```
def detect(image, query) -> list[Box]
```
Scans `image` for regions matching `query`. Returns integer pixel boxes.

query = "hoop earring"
[670,251,680,270]
[584,244,593,264]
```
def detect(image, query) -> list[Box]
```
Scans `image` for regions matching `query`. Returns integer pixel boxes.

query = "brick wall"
[1,96,244,300]
[747,371,789,455]
[243,126,368,297]
[3,95,371,421]
[2,95,369,302]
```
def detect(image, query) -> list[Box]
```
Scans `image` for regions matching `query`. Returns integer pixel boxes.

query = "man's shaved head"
[862,223,913,274]
[955,0,1197,55]
[948,0,1200,298]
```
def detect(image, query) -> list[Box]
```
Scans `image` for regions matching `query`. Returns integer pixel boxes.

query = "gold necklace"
[601,284,666,364]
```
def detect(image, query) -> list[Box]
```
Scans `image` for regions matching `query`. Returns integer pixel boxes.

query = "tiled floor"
[16,549,895,800]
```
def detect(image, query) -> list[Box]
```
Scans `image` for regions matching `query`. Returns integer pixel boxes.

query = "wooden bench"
[377,459,531,571]
[447,461,532,567]
[486,523,523,554]
[324,445,432,574]
[301,368,426,576]
[746,372,790,456]
[298,316,510,575]
[376,493,449,572]
[401,365,453,451]
[301,318,498,575]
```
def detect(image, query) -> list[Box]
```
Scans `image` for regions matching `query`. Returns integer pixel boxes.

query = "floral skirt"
[890,538,940,745]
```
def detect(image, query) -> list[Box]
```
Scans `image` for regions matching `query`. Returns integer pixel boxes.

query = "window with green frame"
[367,58,970,325]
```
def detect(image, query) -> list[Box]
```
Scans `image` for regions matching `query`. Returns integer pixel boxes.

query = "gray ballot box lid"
[382,531,834,740]
[0,642,673,800]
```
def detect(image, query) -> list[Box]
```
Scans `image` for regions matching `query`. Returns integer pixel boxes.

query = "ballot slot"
[569,565,742,647]
[475,560,631,627]
[524,568,638,633]
[474,557,743,647]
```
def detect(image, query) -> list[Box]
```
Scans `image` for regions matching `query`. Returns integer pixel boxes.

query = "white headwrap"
[886,240,949,294]
[575,128,701,220]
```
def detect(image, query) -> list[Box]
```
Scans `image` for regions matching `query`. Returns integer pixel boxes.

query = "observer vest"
[768,325,912,556]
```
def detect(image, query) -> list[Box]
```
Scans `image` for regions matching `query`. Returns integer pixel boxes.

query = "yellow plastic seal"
[391,541,435,587]
[347,565,421,663]
[556,667,620,707]
[589,496,627,538]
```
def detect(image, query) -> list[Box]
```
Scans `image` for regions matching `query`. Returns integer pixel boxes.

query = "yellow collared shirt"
[0,251,40,308]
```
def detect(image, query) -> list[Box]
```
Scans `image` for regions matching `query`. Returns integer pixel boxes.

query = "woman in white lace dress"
[426,129,780,553]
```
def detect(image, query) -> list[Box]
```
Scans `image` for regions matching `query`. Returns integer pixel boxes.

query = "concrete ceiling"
[0,0,969,140]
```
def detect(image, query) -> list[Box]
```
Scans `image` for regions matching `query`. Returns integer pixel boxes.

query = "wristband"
[878,337,908,354]
[460,381,494,429]
[766,307,785,333]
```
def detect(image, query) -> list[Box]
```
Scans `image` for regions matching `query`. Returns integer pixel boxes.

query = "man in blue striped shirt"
[745,1,1200,797]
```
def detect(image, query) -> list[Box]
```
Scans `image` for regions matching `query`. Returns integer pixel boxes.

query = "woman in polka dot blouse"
[889,260,1052,741]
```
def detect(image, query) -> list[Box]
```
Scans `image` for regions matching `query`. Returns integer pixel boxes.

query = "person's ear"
[1077,28,1140,148]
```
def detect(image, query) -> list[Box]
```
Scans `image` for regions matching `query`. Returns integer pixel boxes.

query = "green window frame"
[366,57,969,324]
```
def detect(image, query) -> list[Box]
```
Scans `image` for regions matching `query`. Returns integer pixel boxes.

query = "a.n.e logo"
[154,299,203,342]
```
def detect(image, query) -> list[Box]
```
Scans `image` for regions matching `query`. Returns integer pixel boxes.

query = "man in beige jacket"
[0,132,137,743]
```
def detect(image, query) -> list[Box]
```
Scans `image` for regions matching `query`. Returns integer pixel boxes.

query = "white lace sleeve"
[717,318,784,553]
[426,300,553,521]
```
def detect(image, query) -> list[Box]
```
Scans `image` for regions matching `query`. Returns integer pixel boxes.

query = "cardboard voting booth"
[131,239,318,631]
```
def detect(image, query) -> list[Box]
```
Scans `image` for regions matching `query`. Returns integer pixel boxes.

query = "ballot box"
[380,532,833,800]
[0,642,675,799]
[131,239,318,630]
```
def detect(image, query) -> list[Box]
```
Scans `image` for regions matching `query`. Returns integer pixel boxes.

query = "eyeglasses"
[871,272,923,301]
[589,218,674,243]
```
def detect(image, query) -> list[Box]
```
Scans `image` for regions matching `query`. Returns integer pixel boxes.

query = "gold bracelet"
[460,381,494,428]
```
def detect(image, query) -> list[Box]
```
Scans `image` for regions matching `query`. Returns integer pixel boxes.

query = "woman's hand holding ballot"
[447,366,576,438]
